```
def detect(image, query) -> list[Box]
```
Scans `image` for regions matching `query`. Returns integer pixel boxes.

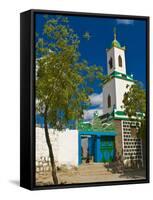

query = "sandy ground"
[36,163,146,186]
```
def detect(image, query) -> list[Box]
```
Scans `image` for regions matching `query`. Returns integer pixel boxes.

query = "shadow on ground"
[104,161,146,180]
[9,180,20,186]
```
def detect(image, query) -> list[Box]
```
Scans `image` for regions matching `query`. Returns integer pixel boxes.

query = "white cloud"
[89,92,103,106]
[116,19,134,25]
[83,92,103,121]
[83,108,103,121]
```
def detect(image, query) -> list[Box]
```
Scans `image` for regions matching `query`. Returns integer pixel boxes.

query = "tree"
[36,15,104,184]
[122,82,146,139]
[92,111,103,130]
[92,111,116,132]
[83,32,91,40]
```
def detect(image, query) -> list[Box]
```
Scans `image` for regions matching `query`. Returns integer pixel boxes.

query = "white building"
[101,30,143,166]
[103,30,134,116]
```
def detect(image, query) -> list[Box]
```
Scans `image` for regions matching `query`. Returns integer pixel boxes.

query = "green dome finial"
[114,27,117,40]
[111,27,121,48]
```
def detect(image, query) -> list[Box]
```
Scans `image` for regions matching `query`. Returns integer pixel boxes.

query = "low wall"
[36,127,79,172]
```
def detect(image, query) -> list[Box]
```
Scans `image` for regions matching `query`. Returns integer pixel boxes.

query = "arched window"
[108,94,111,108]
[118,55,122,67]
[109,57,113,69]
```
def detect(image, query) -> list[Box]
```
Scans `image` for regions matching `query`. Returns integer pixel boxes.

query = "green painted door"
[100,136,115,162]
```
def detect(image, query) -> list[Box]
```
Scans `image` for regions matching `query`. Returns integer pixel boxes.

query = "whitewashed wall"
[107,47,126,75]
[115,78,133,111]
[113,47,126,74]
[36,127,79,167]
[107,47,115,75]
[103,78,116,114]
[103,78,133,115]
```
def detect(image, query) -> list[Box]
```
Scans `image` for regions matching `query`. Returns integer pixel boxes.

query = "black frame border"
[20,9,150,190]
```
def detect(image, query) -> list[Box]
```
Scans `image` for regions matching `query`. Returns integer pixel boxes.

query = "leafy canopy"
[122,82,146,139]
[122,82,146,118]
[36,15,104,130]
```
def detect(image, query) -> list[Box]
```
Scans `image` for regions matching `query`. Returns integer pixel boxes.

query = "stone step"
[77,171,113,176]
[76,164,112,175]
[78,169,110,173]
[78,164,108,170]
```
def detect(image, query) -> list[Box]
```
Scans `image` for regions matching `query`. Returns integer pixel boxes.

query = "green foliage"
[77,120,92,131]
[92,113,116,132]
[92,112,103,130]
[77,112,116,132]
[123,82,146,117]
[122,82,146,139]
[36,15,104,130]
[138,119,146,140]
[83,32,91,40]
[102,74,112,85]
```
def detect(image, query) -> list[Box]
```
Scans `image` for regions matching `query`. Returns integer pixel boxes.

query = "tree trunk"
[44,111,58,184]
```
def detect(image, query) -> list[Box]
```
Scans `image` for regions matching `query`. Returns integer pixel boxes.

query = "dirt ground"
[36,163,146,186]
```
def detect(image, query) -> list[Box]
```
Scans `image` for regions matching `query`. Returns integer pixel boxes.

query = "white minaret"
[103,29,134,116]
[107,29,126,75]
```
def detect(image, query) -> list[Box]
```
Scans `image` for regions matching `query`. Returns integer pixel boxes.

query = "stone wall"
[36,127,79,172]
[122,120,143,167]
[114,119,143,168]
[114,119,123,157]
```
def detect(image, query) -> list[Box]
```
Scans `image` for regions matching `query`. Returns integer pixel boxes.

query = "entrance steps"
[78,163,113,176]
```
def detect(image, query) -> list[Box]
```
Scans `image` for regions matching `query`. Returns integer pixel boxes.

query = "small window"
[108,94,111,108]
[109,57,113,69]
[118,55,122,67]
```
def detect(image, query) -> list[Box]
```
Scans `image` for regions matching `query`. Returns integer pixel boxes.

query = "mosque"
[36,30,143,170]
[78,29,143,166]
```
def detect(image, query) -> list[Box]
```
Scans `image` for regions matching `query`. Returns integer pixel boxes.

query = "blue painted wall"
[88,137,95,157]
[78,134,82,165]
[78,132,116,164]
[94,136,101,162]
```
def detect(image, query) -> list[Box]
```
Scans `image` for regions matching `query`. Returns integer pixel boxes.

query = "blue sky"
[35,14,147,121]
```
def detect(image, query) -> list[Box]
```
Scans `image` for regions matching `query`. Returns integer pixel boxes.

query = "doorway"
[81,136,95,164]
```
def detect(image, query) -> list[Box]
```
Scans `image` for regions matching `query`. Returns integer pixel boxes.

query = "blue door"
[100,136,115,162]
[78,132,116,164]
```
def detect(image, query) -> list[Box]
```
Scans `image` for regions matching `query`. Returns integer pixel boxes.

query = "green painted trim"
[103,71,135,85]
[111,71,134,81]
[107,45,126,51]
[114,117,129,120]
[114,113,145,121]
[111,71,133,79]
[115,111,126,116]
[103,75,135,85]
